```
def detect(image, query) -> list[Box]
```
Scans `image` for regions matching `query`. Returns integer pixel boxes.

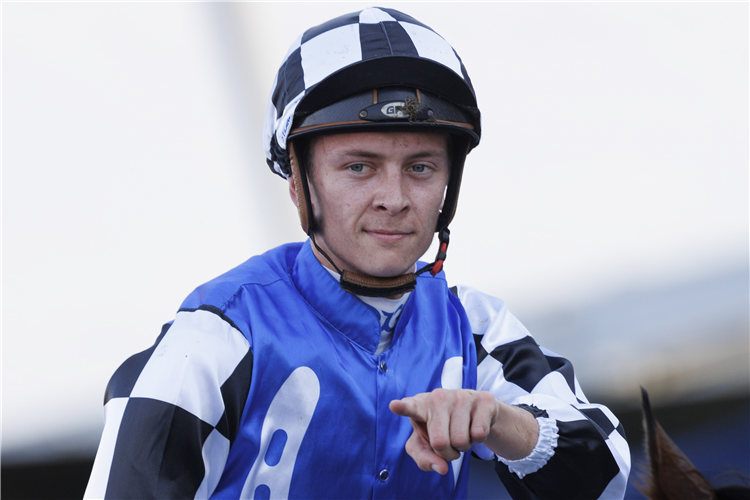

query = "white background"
[3,2,747,461]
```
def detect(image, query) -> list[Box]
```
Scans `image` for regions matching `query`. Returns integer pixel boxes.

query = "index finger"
[389,398,424,421]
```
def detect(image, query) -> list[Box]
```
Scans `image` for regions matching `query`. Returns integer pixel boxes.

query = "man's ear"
[288,176,299,208]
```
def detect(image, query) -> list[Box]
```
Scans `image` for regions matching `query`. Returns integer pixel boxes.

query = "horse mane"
[636,387,750,500]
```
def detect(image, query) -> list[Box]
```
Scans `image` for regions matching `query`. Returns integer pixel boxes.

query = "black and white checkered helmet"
[263,6,481,179]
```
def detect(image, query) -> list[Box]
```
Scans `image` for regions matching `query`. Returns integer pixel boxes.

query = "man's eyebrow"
[339,150,381,158]
[337,149,446,159]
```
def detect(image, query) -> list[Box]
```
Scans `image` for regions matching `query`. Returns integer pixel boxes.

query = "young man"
[85,7,630,499]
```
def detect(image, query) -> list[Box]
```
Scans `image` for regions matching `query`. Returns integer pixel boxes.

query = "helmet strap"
[289,142,311,234]
[290,141,345,276]
[435,136,470,231]
[419,227,450,277]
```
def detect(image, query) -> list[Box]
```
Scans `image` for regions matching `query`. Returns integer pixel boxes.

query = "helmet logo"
[359,96,435,123]
[381,102,409,119]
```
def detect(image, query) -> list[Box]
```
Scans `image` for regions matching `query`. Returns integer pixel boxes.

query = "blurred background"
[3,2,747,499]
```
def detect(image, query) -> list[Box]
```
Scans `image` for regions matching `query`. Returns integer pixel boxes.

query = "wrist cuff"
[497,416,558,478]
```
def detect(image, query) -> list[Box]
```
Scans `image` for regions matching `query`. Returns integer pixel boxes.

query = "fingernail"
[431,464,440,473]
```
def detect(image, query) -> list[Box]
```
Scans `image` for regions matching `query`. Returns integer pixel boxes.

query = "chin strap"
[309,226,451,298]
[337,227,450,298]
[307,231,416,297]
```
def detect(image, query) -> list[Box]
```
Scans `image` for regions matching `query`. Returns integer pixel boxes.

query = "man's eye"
[411,164,427,173]
[349,164,366,173]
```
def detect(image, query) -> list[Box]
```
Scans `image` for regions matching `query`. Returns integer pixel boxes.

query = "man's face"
[299,130,450,277]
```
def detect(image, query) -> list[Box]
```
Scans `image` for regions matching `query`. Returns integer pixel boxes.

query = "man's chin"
[353,260,417,278]
[354,246,430,277]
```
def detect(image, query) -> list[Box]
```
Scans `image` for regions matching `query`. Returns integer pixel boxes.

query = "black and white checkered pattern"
[263,6,474,179]
[455,285,631,499]
[84,307,253,499]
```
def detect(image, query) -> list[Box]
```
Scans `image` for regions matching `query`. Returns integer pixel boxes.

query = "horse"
[637,387,749,500]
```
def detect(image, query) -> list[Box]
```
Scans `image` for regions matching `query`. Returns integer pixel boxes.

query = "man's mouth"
[364,229,412,242]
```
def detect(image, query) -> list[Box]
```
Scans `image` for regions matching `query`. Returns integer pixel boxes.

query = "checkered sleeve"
[84,306,253,500]
[454,285,631,500]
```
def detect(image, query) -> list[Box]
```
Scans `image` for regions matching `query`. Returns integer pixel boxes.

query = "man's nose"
[373,169,409,215]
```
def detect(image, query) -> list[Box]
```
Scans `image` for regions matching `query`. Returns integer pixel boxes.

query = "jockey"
[85,7,630,499]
